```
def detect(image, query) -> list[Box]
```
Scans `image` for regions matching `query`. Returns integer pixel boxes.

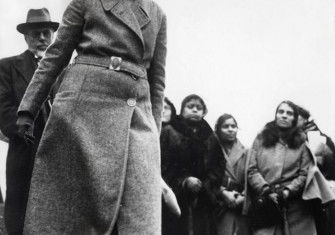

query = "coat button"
[127,98,136,107]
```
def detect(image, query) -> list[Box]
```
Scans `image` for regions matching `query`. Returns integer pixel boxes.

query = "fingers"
[268,193,279,204]
[186,177,202,194]
[24,133,35,145]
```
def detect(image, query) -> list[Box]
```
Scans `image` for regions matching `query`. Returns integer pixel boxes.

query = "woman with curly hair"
[247,100,316,235]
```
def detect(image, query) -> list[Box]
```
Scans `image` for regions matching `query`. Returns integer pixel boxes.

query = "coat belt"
[74,55,147,79]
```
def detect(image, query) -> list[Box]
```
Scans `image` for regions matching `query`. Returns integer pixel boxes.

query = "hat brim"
[17,22,59,34]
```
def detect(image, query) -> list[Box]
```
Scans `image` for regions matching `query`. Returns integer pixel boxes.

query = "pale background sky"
[1,0,335,198]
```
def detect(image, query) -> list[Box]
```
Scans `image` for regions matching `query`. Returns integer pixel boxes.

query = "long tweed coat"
[18,0,167,234]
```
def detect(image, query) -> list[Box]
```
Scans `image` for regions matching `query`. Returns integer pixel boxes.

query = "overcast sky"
[1,0,335,148]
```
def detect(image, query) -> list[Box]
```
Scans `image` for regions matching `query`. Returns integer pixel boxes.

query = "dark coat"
[0,50,49,141]
[160,116,214,235]
[18,0,166,234]
[0,50,50,233]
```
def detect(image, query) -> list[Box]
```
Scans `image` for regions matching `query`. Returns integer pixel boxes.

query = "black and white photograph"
[0,0,335,234]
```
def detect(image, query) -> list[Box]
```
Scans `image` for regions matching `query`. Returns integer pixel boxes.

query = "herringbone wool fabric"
[18,0,167,233]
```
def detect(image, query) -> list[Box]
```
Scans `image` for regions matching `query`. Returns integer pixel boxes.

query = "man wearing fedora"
[0,8,58,234]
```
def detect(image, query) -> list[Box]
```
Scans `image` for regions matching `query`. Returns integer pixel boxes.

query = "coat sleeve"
[160,126,184,195]
[247,137,269,195]
[285,144,312,197]
[147,12,167,133]
[203,135,225,206]
[18,0,85,118]
[160,126,171,182]
[0,59,18,138]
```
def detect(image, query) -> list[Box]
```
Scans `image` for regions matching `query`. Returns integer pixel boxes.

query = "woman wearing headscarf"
[204,114,250,235]
[161,96,180,235]
[247,101,316,235]
[15,0,167,233]
[162,97,177,128]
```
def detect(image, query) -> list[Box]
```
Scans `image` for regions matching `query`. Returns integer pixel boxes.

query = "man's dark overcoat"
[18,0,167,234]
[0,50,49,234]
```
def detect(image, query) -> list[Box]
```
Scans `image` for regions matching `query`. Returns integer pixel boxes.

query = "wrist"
[17,111,34,126]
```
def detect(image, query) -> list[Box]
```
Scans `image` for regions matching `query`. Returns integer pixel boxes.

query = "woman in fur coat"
[160,94,214,235]
[247,100,316,235]
[204,114,250,235]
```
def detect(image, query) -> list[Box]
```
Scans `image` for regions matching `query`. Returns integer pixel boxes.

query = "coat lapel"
[229,140,246,167]
[13,50,36,84]
[100,0,151,49]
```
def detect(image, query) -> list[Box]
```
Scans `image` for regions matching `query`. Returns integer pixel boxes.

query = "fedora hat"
[17,8,59,34]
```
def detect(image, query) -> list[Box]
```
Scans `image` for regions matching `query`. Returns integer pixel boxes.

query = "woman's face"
[162,101,172,123]
[220,118,238,142]
[275,103,295,129]
[182,99,205,122]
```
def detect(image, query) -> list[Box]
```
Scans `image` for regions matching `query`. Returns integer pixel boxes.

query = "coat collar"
[217,136,245,167]
[100,0,151,48]
[226,140,245,167]
[14,50,36,84]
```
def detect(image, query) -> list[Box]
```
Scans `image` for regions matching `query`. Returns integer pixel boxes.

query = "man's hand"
[16,113,35,145]
[161,178,181,217]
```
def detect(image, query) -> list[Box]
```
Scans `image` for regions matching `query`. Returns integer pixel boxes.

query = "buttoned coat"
[18,0,167,234]
[247,134,316,235]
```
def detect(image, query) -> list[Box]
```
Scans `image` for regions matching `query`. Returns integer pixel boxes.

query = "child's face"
[182,99,205,122]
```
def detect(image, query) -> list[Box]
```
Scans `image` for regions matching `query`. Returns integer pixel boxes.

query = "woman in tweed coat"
[204,114,250,235]
[16,0,167,234]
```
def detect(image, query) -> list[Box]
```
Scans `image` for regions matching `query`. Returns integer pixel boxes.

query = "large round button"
[127,98,136,107]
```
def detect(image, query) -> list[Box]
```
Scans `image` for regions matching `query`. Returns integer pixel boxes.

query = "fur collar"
[170,115,213,141]
[260,121,306,149]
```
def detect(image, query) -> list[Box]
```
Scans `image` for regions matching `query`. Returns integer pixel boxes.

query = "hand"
[235,194,245,206]
[220,188,237,208]
[261,185,271,196]
[16,114,35,145]
[161,178,181,217]
[268,192,279,204]
[184,177,202,194]
[281,189,290,201]
[316,156,325,166]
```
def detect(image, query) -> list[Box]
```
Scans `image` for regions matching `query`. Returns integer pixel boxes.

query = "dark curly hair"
[261,100,305,149]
